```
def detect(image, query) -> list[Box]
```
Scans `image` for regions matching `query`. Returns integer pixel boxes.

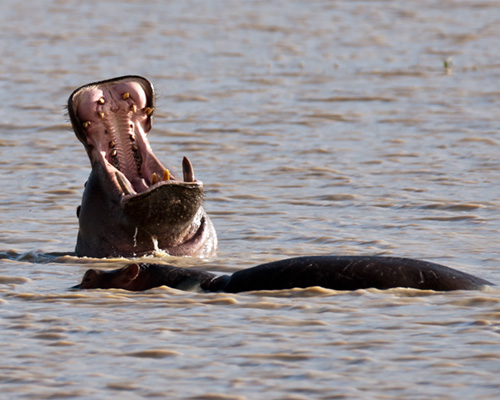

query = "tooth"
[115,172,135,195]
[98,97,105,104]
[144,107,154,116]
[163,169,170,181]
[129,134,136,141]
[98,112,105,119]
[182,157,194,182]
[151,173,158,185]
[130,104,137,113]
[109,141,115,148]
[123,92,130,100]
[111,149,117,157]
[131,144,138,151]
[83,121,91,129]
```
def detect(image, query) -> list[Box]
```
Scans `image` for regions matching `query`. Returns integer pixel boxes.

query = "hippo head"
[68,76,217,258]
[72,264,141,290]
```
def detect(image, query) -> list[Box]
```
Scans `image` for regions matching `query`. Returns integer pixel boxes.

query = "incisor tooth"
[163,169,170,181]
[98,97,105,104]
[111,149,117,157]
[144,107,154,116]
[98,112,105,119]
[182,157,194,182]
[151,173,158,185]
[131,144,138,151]
[83,121,91,129]
[116,172,134,196]
[130,104,137,113]
[123,92,130,100]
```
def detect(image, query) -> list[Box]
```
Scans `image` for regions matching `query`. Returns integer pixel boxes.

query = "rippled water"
[1,0,500,398]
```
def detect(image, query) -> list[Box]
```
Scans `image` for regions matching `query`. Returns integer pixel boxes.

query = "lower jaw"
[110,155,198,196]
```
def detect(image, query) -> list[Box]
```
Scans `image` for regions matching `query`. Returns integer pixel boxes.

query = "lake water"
[1,0,500,398]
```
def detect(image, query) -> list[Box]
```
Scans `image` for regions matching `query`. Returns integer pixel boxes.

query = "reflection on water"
[1,0,500,398]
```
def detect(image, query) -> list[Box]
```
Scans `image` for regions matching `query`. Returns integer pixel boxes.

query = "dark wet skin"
[73,256,494,292]
[68,76,217,258]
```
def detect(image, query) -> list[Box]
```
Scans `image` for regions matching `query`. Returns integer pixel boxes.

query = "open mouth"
[67,75,199,199]
[68,75,217,258]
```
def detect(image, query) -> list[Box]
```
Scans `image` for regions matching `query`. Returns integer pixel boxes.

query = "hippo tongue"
[115,156,197,197]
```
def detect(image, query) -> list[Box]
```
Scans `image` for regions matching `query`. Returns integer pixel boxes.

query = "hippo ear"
[122,264,141,283]
[85,269,97,279]
[79,269,98,288]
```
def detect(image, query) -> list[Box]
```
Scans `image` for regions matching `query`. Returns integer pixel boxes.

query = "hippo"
[67,75,217,258]
[73,256,494,292]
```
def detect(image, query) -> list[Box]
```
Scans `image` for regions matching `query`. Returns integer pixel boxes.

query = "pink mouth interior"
[72,80,182,194]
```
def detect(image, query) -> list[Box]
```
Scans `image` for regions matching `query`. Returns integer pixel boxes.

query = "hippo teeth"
[151,172,158,185]
[116,172,136,195]
[182,157,195,182]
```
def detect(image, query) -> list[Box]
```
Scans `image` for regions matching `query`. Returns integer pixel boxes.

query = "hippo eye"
[83,277,92,283]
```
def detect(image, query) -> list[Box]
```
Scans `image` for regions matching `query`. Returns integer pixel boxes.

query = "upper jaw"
[68,75,203,199]
[67,75,154,154]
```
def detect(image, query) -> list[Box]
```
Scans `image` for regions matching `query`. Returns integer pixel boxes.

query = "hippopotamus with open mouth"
[68,75,217,258]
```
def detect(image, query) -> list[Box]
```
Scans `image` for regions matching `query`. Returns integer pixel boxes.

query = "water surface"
[1,0,500,398]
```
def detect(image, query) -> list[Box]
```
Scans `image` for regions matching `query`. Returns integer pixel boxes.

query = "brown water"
[1,0,500,398]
